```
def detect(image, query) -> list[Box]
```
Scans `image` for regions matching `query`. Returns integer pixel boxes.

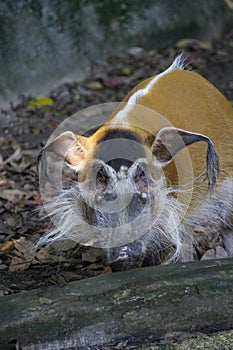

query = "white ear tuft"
[39,131,89,172]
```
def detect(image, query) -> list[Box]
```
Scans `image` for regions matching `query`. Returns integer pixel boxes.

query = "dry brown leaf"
[51,274,67,287]
[0,179,15,186]
[0,148,22,169]
[13,237,34,255]
[0,189,26,203]
[19,150,37,170]
[84,81,103,90]
[82,248,102,263]
[0,240,15,256]
[8,239,34,271]
[9,256,31,271]
[0,189,37,204]
[33,249,67,264]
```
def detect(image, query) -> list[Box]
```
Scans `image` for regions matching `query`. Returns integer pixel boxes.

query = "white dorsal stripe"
[114,53,187,122]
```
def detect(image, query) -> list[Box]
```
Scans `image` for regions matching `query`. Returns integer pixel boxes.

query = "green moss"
[137,330,233,349]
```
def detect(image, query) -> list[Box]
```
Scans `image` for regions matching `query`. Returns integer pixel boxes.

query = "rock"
[104,76,130,89]
[84,81,103,90]
[175,38,212,50]
[201,246,228,261]
[128,47,145,59]
[222,231,233,257]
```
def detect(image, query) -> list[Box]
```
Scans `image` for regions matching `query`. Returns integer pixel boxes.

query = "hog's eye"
[134,166,145,182]
[134,166,148,192]
[96,166,109,189]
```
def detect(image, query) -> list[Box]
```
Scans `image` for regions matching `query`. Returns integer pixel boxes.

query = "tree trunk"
[1,259,233,350]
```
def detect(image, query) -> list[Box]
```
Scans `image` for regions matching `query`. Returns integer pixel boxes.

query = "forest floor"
[0,30,232,295]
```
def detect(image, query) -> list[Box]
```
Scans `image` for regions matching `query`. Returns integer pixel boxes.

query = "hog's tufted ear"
[38,131,90,172]
[151,126,219,189]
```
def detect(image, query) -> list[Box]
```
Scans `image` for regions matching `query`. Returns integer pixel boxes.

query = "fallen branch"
[1,259,233,349]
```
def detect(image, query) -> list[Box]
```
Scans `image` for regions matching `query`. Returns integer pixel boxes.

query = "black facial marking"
[134,165,148,192]
[82,125,102,137]
[95,129,145,172]
[96,165,109,191]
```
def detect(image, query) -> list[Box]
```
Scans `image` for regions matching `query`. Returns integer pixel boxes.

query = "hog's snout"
[102,190,118,202]
[106,242,145,270]
[93,174,149,212]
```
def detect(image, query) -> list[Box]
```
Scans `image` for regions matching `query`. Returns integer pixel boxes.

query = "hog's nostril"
[139,192,148,202]
[103,191,117,201]
[119,165,128,177]
[94,192,103,204]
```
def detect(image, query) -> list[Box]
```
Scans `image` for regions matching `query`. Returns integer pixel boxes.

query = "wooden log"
[1,259,233,350]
